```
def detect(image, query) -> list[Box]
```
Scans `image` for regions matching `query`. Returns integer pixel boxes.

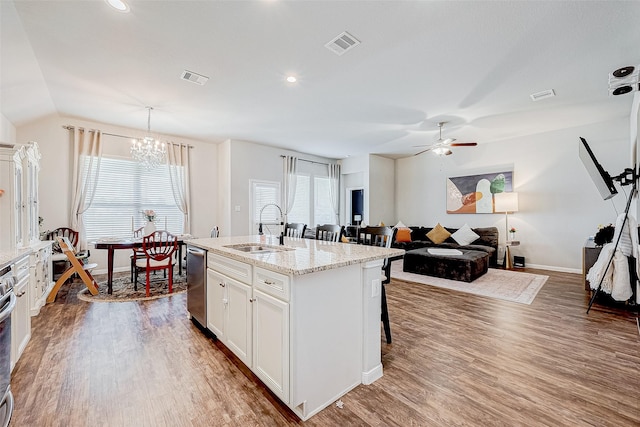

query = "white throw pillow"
[451,224,480,246]
[394,220,408,229]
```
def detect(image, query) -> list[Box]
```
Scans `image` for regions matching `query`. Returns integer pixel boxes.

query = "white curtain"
[70,128,102,250]
[167,142,192,235]
[328,163,341,224]
[283,156,298,220]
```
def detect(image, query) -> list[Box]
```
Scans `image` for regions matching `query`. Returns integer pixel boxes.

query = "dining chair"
[356,226,396,344]
[46,237,99,303]
[130,226,145,282]
[134,231,178,297]
[284,223,307,238]
[315,224,343,242]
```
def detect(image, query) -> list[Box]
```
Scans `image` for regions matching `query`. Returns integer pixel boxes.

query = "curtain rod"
[280,155,333,166]
[62,125,194,148]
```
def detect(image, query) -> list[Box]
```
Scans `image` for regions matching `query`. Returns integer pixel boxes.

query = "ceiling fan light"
[433,147,449,156]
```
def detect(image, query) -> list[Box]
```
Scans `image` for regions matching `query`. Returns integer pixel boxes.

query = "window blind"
[83,156,184,240]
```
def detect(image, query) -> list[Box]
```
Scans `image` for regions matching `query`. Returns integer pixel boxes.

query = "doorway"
[346,188,364,226]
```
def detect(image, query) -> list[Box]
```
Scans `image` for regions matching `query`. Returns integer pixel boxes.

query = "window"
[83,156,184,240]
[287,165,335,226]
[251,180,281,235]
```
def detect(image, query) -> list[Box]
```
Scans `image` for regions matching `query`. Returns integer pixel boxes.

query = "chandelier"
[131,106,166,169]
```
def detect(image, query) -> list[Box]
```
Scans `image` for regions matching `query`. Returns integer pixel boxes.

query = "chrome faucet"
[258,203,285,245]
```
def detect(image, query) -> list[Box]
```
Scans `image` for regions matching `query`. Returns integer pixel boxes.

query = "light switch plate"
[234,205,241,212]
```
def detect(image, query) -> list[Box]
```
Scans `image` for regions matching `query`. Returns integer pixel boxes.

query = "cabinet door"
[252,289,289,403]
[225,278,252,367]
[206,269,226,339]
[11,277,31,371]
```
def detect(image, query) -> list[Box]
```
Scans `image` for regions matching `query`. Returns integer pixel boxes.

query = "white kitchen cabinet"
[225,278,252,366]
[252,288,289,403]
[206,268,225,338]
[11,256,31,372]
[206,267,252,367]
[29,241,53,316]
[0,144,25,250]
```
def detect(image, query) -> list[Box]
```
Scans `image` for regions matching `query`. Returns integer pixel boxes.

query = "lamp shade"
[494,192,519,213]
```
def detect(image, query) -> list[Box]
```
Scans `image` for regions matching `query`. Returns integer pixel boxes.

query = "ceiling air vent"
[180,70,209,86]
[325,31,360,56]
[530,89,556,101]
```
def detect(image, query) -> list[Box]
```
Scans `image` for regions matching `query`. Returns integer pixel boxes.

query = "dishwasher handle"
[187,247,205,257]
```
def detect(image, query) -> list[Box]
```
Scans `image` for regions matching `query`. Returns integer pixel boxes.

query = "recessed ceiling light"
[286,76,297,83]
[106,0,130,12]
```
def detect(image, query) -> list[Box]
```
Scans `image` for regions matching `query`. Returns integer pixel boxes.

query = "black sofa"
[391,226,500,267]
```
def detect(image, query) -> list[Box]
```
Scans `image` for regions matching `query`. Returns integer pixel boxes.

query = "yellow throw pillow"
[341,235,350,243]
[426,223,451,244]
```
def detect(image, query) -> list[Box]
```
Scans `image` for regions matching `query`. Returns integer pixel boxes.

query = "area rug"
[390,260,548,305]
[77,273,187,303]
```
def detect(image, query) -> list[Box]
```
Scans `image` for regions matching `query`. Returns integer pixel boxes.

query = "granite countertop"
[187,235,405,275]
[0,247,32,270]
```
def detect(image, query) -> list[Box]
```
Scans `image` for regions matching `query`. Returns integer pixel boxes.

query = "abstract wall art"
[446,170,513,214]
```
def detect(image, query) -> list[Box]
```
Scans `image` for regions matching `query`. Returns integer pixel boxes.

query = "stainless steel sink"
[224,243,295,254]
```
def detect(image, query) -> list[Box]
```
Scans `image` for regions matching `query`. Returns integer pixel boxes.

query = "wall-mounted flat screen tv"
[579,137,618,200]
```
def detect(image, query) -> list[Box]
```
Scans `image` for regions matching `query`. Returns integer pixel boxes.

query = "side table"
[503,240,520,269]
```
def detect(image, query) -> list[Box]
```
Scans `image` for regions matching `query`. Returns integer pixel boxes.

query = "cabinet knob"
[249,298,256,303]
[264,280,275,285]
[219,282,225,287]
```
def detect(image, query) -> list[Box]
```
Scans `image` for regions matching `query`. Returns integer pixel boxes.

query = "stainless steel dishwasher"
[186,246,207,328]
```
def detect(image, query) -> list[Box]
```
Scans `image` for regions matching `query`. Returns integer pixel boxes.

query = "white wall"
[0,113,16,143]
[223,139,337,236]
[369,154,395,226]
[15,114,218,273]
[396,117,631,272]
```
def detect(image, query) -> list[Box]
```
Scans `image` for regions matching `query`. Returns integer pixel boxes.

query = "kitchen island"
[187,235,404,421]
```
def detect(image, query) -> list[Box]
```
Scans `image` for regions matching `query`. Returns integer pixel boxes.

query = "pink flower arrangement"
[141,209,156,222]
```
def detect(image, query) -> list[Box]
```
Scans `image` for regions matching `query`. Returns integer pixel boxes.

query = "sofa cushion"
[427,223,451,244]
[452,224,480,246]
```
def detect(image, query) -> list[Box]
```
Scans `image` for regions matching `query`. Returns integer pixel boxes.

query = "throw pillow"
[394,220,407,229]
[341,235,350,243]
[451,224,480,246]
[395,228,412,243]
[426,223,451,244]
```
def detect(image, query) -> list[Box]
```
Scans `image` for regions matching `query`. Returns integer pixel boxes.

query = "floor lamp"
[494,192,519,268]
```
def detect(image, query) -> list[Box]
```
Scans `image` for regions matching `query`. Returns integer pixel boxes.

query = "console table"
[583,238,602,291]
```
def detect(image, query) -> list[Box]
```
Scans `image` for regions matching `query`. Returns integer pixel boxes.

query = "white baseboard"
[522,263,581,274]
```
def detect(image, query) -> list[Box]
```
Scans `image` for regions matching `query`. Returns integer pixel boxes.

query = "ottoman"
[403,248,489,282]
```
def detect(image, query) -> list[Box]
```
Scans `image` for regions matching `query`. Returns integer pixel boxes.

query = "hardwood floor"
[10,268,640,426]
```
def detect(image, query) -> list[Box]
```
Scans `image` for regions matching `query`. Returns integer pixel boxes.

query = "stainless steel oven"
[0,265,15,427]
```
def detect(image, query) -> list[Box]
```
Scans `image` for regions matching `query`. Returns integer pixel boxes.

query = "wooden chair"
[356,226,396,344]
[134,231,178,297]
[44,227,91,282]
[46,237,98,303]
[284,223,307,238]
[130,226,145,282]
[315,224,343,242]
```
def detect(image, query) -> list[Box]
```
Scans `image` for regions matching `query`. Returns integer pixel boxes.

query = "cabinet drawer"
[254,267,290,302]
[208,253,252,285]
[13,255,30,281]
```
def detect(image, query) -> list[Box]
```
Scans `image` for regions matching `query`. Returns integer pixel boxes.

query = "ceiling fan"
[414,122,477,156]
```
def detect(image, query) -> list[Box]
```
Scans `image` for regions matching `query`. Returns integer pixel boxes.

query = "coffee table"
[403,247,489,282]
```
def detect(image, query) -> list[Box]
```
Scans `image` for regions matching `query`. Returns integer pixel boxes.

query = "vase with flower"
[509,227,516,242]
[142,209,157,236]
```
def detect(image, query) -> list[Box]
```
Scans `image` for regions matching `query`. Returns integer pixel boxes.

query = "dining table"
[93,235,191,294]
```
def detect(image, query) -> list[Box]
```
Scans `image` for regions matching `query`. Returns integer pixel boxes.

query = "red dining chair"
[130,226,145,282]
[134,230,178,297]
